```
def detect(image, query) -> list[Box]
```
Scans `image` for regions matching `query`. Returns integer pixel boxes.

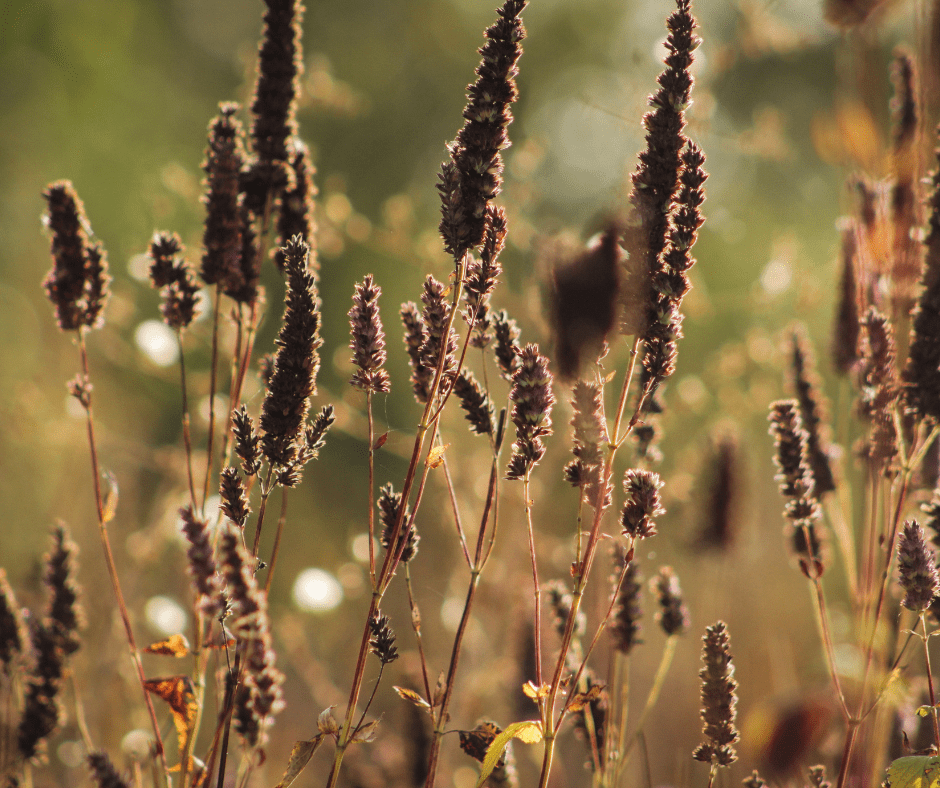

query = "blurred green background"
[0,0,927,784]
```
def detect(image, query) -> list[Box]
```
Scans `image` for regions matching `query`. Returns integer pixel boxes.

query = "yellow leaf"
[427,444,449,470]
[522,681,549,700]
[887,756,940,788]
[476,721,543,788]
[144,634,190,657]
[102,471,119,523]
[143,676,197,759]
[393,686,430,710]
[274,736,324,788]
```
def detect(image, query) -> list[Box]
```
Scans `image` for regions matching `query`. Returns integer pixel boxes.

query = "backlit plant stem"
[76,333,169,784]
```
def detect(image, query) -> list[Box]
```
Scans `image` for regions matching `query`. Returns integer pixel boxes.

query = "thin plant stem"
[405,564,433,703]
[523,473,543,687]
[441,450,471,566]
[177,331,198,510]
[326,255,469,788]
[423,455,500,788]
[75,332,170,784]
[919,613,940,749]
[538,349,642,788]
[203,284,223,514]
[367,392,376,585]
[264,488,289,595]
[621,636,678,765]
[250,466,277,558]
[808,575,850,719]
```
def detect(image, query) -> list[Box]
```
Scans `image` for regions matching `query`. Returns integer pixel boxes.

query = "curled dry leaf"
[143,675,197,757]
[102,471,119,523]
[566,683,605,713]
[318,706,339,736]
[373,432,388,450]
[393,685,431,710]
[427,444,449,470]
[351,718,380,743]
[144,633,191,657]
[274,735,325,788]
[522,681,550,700]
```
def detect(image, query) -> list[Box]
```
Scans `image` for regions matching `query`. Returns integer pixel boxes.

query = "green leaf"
[887,756,940,788]
[273,735,324,788]
[475,721,542,788]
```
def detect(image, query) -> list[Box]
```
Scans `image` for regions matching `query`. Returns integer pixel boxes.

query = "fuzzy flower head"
[42,181,111,331]
[620,469,664,539]
[898,520,940,613]
[506,344,555,480]
[348,274,390,394]
[692,620,739,767]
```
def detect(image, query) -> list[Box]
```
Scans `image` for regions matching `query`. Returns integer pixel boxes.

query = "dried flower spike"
[789,326,836,496]
[831,221,860,376]
[453,370,495,437]
[233,405,262,477]
[42,181,111,331]
[493,309,522,380]
[439,0,526,260]
[610,548,643,654]
[180,506,225,619]
[419,276,458,394]
[260,235,322,473]
[349,275,391,394]
[87,751,130,788]
[860,308,900,475]
[898,520,940,612]
[220,466,251,528]
[465,205,508,347]
[768,400,824,573]
[551,224,621,381]
[564,381,609,507]
[201,103,245,292]
[368,612,399,665]
[149,232,200,329]
[244,0,304,212]
[274,138,318,274]
[44,523,83,657]
[0,569,27,671]
[653,566,690,636]
[506,344,555,480]
[378,483,419,563]
[696,434,738,551]
[401,301,432,403]
[620,469,664,539]
[905,126,940,422]
[692,620,739,767]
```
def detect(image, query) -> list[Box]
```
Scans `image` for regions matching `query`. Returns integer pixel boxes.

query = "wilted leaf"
[476,721,542,788]
[393,686,430,710]
[373,432,389,451]
[522,681,549,700]
[102,471,119,523]
[427,444,449,470]
[274,735,324,788]
[352,719,380,743]
[567,684,605,713]
[144,676,197,757]
[144,634,190,657]
[459,721,502,762]
[318,706,339,736]
[886,756,940,788]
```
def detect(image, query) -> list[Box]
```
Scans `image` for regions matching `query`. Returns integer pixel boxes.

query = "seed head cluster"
[506,344,555,480]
